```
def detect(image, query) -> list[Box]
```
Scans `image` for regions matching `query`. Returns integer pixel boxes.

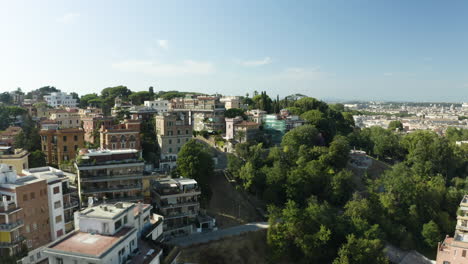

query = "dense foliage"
[228,96,468,262]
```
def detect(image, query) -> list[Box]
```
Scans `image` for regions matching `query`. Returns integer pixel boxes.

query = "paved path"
[167,222,269,247]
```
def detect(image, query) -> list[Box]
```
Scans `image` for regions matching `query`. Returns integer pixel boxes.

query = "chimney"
[88,197,94,208]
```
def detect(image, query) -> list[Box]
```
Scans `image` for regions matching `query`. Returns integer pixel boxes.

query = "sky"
[1,0,468,102]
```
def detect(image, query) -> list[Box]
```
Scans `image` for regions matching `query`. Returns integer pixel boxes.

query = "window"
[74,135,78,141]
[115,219,122,230]
[56,258,64,264]
[63,136,67,142]
[75,145,78,151]
[55,215,63,223]
[53,186,60,194]
[463,250,467,257]
[29,255,34,262]
[123,215,128,224]
[168,139,172,144]
[186,129,189,134]
[169,148,172,153]
[443,262,450,264]
[177,130,180,135]
[23,194,28,201]
[56,229,64,237]
[36,252,41,259]
[30,192,35,199]
[54,201,61,209]
[25,225,30,233]
[63,146,67,152]
[177,138,180,143]
[33,222,37,230]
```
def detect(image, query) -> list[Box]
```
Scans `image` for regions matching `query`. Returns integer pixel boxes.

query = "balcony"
[82,184,142,194]
[164,210,197,220]
[154,188,201,197]
[457,225,468,232]
[64,200,80,210]
[0,220,24,231]
[105,196,144,204]
[0,203,22,215]
[159,201,199,209]
[0,235,26,248]
[80,174,144,182]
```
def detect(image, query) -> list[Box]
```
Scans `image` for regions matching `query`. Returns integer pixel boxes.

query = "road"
[167,222,269,247]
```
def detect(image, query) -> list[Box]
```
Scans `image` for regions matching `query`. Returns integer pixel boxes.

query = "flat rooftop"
[84,149,139,157]
[79,202,150,219]
[48,227,135,257]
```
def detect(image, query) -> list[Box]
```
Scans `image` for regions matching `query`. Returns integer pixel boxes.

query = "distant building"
[155,112,192,170]
[0,147,29,173]
[82,116,115,144]
[436,195,468,264]
[225,117,261,142]
[263,111,305,144]
[171,96,226,132]
[44,92,78,108]
[74,149,145,206]
[246,109,267,124]
[220,96,241,110]
[0,126,22,146]
[152,177,215,237]
[100,120,141,150]
[40,125,85,166]
[48,108,81,129]
[144,99,171,113]
[43,201,164,264]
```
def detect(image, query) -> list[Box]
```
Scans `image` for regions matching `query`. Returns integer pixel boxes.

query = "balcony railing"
[82,184,142,194]
[80,174,144,182]
[0,219,24,231]
[64,200,80,210]
[164,211,197,220]
[154,188,201,196]
[0,203,22,214]
[159,201,199,209]
[0,235,26,248]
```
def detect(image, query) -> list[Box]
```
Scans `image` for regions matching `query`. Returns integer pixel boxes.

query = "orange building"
[40,125,85,166]
[99,119,141,150]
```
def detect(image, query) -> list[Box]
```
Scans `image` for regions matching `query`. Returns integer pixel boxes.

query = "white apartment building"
[44,92,78,108]
[144,99,171,113]
[44,201,164,264]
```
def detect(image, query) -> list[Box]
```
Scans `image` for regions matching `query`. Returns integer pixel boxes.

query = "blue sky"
[1,0,468,101]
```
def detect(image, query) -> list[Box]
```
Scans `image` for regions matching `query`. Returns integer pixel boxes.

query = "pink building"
[436,195,468,264]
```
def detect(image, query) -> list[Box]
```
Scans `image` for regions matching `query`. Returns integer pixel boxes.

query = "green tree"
[0,92,12,104]
[176,140,214,204]
[281,125,320,151]
[333,234,389,264]
[421,220,442,247]
[29,150,46,168]
[387,120,403,132]
[224,108,246,119]
[129,91,151,105]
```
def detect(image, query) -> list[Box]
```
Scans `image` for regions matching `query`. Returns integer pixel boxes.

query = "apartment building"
[23,167,80,237]
[220,96,241,110]
[82,116,115,143]
[436,195,468,264]
[0,164,51,260]
[225,117,261,143]
[48,108,81,129]
[170,96,226,132]
[44,92,78,108]
[74,149,145,206]
[144,99,171,113]
[40,125,85,166]
[263,111,305,144]
[100,120,141,150]
[155,112,192,170]
[0,147,29,173]
[43,201,164,264]
[78,107,103,119]
[152,178,214,237]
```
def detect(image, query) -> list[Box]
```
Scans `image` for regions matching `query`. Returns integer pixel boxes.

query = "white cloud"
[56,13,80,24]
[239,57,272,67]
[112,60,215,76]
[157,40,169,50]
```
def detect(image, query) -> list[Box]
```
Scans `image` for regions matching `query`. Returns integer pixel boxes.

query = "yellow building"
[0,147,29,173]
